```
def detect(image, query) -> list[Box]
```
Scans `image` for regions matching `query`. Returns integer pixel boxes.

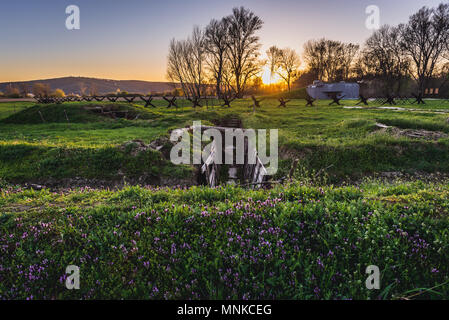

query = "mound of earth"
[82,104,155,120]
[374,123,448,140]
[1,103,156,124]
[119,136,174,159]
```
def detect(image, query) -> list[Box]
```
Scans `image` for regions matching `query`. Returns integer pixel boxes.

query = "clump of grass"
[0,143,191,183]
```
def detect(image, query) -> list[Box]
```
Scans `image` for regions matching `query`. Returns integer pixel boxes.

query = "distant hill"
[0,77,178,95]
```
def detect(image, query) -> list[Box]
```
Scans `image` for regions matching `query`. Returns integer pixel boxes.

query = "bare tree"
[167,26,206,107]
[224,7,263,97]
[340,43,359,80]
[276,48,300,91]
[323,40,344,82]
[18,83,29,97]
[446,29,449,61]
[5,84,20,97]
[358,25,410,94]
[303,39,326,81]
[89,84,98,96]
[399,3,449,94]
[303,39,359,82]
[266,46,282,84]
[32,83,51,97]
[79,83,87,96]
[205,18,229,98]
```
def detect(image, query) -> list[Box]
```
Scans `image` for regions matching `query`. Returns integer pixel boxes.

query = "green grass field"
[1,98,449,299]
[1,98,449,184]
[1,181,449,299]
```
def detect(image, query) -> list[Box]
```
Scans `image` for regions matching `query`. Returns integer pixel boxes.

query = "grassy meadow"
[1,181,449,299]
[1,98,449,184]
[1,98,449,299]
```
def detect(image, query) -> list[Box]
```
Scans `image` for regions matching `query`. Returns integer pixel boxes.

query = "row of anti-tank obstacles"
[33,94,281,109]
[34,94,238,108]
[249,93,442,108]
[305,93,441,106]
[34,93,449,109]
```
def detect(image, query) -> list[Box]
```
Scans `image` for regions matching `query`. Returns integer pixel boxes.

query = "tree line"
[168,3,449,100]
[355,3,449,96]
[167,7,302,101]
[2,4,448,100]
[167,7,263,101]
[0,83,65,99]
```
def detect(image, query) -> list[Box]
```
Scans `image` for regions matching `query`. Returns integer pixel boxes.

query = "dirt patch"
[15,174,197,192]
[148,136,174,159]
[344,106,449,114]
[119,139,153,156]
[279,146,313,161]
[119,137,174,159]
[374,123,448,140]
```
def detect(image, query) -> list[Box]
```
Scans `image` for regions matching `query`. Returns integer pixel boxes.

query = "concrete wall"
[306,81,360,100]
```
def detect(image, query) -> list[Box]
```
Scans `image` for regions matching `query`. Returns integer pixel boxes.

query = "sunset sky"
[0,0,445,82]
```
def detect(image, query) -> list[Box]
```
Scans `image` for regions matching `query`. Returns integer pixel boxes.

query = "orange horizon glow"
[1,0,443,84]
[0,74,169,84]
[261,66,283,86]
[0,64,169,83]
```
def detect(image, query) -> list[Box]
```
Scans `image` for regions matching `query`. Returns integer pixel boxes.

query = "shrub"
[51,89,65,98]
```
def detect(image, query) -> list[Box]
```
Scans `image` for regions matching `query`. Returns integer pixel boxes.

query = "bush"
[52,89,65,98]
[6,93,21,99]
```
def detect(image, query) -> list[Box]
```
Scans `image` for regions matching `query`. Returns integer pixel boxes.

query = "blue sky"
[0,0,446,82]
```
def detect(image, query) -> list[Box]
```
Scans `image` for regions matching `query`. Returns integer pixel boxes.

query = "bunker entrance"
[189,119,268,188]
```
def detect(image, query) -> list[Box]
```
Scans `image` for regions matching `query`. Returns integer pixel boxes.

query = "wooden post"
[38,111,45,123]
[278,98,290,108]
[289,159,299,181]
[250,95,263,113]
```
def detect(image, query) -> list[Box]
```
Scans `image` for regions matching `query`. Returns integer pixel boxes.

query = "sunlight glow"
[261,66,283,85]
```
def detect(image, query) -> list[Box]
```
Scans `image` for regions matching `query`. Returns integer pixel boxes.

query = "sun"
[261,66,282,85]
